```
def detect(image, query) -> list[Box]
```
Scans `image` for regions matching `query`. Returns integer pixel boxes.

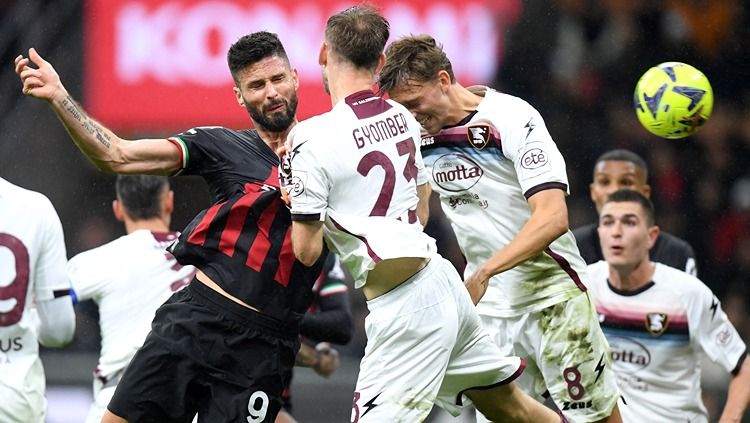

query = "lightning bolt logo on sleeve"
[594,353,606,384]
[710,297,719,320]
[524,118,536,138]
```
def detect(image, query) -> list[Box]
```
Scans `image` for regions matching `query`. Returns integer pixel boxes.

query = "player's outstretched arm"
[464,189,568,304]
[15,48,180,175]
[720,356,750,423]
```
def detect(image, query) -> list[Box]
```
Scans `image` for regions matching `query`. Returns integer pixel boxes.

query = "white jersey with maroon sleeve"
[0,177,72,423]
[420,87,587,317]
[587,261,747,423]
[285,90,436,287]
[67,230,196,383]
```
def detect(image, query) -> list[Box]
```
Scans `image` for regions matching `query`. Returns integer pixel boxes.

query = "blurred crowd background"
[1,0,749,422]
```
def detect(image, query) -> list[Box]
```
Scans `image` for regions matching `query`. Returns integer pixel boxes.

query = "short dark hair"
[115,175,169,220]
[595,149,648,180]
[325,5,389,70]
[227,31,289,83]
[604,189,656,226]
[379,34,455,94]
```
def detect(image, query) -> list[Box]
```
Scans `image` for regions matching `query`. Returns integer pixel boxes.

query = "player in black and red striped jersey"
[16,31,326,423]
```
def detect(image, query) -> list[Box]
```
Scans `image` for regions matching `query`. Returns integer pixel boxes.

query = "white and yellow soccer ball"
[633,62,713,139]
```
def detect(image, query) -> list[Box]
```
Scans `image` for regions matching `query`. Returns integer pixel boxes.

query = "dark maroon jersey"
[166,126,326,326]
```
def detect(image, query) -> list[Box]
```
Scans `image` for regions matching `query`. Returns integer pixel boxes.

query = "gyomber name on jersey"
[353,112,409,149]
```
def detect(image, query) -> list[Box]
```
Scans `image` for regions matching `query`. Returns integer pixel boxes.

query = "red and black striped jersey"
[166,126,326,326]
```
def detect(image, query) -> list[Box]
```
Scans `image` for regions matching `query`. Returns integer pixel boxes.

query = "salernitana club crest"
[466,125,490,150]
[645,313,669,336]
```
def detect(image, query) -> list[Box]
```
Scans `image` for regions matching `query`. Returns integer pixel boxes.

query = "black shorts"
[108,279,300,423]
[280,370,294,412]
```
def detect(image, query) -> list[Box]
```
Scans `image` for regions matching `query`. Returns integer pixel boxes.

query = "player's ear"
[292,67,300,90]
[437,70,451,93]
[590,182,597,203]
[642,184,652,198]
[375,52,385,75]
[164,190,174,215]
[318,42,328,66]
[233,86,244,107]
[112,200,125,222]
[647,224,660,249]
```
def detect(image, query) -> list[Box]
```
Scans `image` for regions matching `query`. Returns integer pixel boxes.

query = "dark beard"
[247,95,298,133]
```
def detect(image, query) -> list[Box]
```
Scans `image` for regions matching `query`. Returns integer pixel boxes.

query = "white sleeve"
[67,249,112,301]
[286,123,330,221]
[689,283,747,373]
[33,197,71,302]
[36,295,75,347]
[501,104,570,198]
[410,117,429,186]
[685,257,697,277]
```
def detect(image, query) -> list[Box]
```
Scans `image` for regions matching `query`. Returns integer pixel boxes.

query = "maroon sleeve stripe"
[524,182,567,200]
[291,213,322,221]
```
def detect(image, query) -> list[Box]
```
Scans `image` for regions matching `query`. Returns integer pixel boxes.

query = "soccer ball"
[633,62,713,139]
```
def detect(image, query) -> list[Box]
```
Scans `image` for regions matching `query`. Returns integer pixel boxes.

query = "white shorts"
[352,257,523,423]
[85,377,116,423]
[0,361,46,423]
[476,292,620,423]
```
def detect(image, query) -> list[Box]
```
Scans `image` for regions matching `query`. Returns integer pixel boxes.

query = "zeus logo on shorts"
[562,399,593,410]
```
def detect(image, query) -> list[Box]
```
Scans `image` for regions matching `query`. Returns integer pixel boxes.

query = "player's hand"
[280,186,291,208]
[15,48,67,102]
[464,268,490,305]
[312,342,340,378]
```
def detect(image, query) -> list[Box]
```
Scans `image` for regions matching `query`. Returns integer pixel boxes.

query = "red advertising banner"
[85,0,520,132]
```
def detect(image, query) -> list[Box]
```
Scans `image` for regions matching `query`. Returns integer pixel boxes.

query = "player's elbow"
[546,208,569,239]
[91,159,117,173]
[93,156,129,174]
[38,318,75,348]
[294,246,322,267]
[89,141,132,173]
[552,215,569,238]
[334,321,354,345]
[36,297,76,348]
[327,312,354,345]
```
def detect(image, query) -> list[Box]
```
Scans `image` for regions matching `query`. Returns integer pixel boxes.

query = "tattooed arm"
[15,48,180,175]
